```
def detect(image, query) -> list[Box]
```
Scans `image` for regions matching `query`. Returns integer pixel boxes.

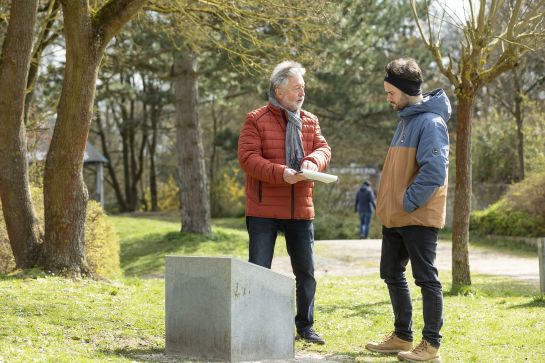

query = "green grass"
[112,214,287,277]
[440,228,537,257]
[0,214,544,362]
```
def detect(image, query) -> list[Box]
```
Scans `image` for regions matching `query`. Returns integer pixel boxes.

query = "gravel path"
[270,238,540,286]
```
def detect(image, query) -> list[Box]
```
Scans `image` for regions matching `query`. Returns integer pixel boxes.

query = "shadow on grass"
[100,348,184,363]
[116,211,180,223]
[317,300,391,317]
[121,230,247,277]
[446,276,539,298]
[106,347,384,363]
[0,267,55,281]
[212,217,246,230]
[508,295,545,309]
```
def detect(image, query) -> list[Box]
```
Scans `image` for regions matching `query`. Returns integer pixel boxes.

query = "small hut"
[28,130,108,207]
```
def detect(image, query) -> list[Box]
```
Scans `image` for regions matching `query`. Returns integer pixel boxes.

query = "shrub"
[470,171,545,237]
[0,186,121,278]
[143,176,180,212]
[210,165,245,218]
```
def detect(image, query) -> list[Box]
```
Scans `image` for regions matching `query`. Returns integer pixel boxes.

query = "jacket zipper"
[396,119,406,145]
[291,185,295,219]
[258,181,262,203]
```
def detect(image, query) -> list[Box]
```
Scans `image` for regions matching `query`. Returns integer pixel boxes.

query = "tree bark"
[42,0,145,275]
[451,92,474,287]
[173,50,211,234]
[0,0,42,268]
[513,71,525,181]
[149,103,160,212]
[24,0,62,126]
[95,109,128,211]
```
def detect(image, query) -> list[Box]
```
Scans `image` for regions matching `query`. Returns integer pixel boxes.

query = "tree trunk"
[95,109,128,211]
[42,0,146,275]
[209,96,218,215]
[513,72,525,181]
[149,104,159,212]
[43,41,99,275]
[451,92,474,287]
[24,0,61,126]
[173,50,211,234]
[0,0,42,268]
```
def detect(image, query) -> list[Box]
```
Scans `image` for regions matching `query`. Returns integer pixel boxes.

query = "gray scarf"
[269,95,304,171]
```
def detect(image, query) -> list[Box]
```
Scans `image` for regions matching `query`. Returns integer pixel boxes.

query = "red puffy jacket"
[238,103,331,220]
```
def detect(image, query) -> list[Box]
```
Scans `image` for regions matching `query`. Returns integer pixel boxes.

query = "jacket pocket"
[258,181,262,203]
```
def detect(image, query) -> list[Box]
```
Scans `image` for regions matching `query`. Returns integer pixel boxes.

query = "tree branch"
[92,0,147,51]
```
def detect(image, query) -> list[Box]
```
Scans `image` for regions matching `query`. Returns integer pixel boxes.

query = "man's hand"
[283,168,307,184]
[301,160,318,171]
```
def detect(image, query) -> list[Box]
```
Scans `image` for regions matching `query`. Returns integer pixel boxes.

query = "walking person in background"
[365,58,450,363]
[355,180,376,238]
[238,60,331,344]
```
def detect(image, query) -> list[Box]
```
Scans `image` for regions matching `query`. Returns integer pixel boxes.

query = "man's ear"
[274,87,283,98]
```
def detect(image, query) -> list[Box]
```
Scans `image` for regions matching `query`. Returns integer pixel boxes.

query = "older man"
[238,61,331,344]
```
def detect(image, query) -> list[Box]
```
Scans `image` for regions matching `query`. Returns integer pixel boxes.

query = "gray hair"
[269,61,306,99]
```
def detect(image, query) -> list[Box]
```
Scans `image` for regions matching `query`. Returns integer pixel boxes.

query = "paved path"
[271,238,540,285]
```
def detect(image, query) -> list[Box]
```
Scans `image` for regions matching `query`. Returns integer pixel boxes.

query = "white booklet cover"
[299,169,338,183]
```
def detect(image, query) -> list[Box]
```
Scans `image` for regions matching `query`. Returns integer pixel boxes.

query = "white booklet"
[299,169,338,183]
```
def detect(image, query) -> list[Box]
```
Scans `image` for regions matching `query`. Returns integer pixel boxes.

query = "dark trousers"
[380,225,443,347]
[246,216,316,332]
[359,212,372,238]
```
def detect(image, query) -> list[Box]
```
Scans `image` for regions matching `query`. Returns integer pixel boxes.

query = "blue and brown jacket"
[376,89,451,228]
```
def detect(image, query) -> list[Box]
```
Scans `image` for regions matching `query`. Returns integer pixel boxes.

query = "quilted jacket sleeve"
[302,121,331,172]
[403,116,449,212]
[237,112,287,184]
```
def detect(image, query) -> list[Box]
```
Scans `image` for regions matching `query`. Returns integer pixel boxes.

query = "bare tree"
[0,0,41,268]
[488,53,545,181]
[42,0,146,275]
[411,0,545,286]
[173,50,211,234]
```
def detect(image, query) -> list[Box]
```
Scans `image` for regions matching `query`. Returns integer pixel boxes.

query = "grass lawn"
[0,214,544,362]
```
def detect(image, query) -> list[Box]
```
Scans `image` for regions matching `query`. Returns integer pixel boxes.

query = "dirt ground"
[271,238,540,285]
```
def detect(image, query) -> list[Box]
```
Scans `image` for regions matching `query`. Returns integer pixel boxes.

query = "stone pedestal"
[165,256,294,362]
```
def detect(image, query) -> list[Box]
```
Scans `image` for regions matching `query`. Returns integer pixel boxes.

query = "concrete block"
[165,256,294,362]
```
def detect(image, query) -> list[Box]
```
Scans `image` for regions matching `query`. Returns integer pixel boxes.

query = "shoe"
[365,332,413,354]
[297,328,325,345]
[397,339,441,362]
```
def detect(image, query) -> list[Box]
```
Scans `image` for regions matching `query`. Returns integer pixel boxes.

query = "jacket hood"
[398,88,451,122]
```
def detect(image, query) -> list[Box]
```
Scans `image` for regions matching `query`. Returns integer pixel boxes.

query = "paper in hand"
[298,169,338,183]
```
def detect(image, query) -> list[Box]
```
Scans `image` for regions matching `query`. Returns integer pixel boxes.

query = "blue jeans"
[246,216,316,333]
[380,225,443,347]
[359,212,372,238]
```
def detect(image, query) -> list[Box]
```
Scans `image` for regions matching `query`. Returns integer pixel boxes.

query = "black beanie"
[384,72,422,96]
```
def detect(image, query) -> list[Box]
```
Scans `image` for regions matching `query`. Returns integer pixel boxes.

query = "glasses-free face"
[275,74,305,112]
[384,81,410,111]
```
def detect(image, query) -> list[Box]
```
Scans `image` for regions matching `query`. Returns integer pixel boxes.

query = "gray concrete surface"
[165,256,294,362]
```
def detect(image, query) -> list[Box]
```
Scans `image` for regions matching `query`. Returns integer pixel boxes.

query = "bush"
[314,212,382,240]
[470,172,545,237]
[210,165,245,218]
[0,186,121,278]
[143,176,180,212]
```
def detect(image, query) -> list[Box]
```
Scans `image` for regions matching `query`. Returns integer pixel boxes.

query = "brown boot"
[365,332,413,354]
[397,339,441,362]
